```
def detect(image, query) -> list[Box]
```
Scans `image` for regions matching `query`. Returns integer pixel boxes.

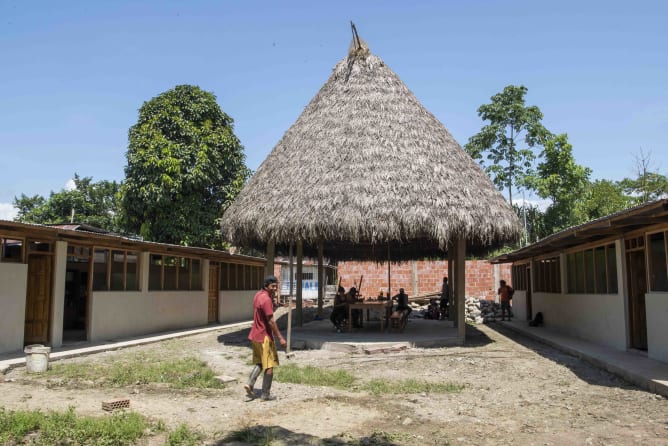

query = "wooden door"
[24,254,53,344]
[626,250,647,350]
[208,262,219,323]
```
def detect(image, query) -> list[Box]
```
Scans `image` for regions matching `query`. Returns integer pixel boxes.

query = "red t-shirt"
[248,288,274,343]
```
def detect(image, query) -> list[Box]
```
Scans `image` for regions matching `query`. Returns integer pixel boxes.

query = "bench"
[389,310,409,332]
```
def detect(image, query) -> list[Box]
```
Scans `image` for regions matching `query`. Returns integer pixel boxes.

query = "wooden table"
[347,300,393,332]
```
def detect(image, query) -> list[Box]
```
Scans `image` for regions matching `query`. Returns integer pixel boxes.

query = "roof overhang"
[494,199,668,263]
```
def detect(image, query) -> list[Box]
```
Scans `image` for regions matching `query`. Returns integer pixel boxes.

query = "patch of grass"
[363,378,465,395]
[166,423,203,446]
[274,363,356,389]
[0,407,152,445]
[274,363,463,397]
[47,354,223,389]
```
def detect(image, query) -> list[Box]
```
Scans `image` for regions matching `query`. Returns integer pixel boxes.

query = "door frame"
[208,262,220,323]
[625,238,648,350]
[24,241,54,345]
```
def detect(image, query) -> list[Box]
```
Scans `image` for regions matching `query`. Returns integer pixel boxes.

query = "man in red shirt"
[497,280,514,321]
[245,275,287,401]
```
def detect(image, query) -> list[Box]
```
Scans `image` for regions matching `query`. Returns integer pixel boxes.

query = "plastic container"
[24,344,51,373]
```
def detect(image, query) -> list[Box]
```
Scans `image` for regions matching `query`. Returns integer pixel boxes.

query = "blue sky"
[1,0,666,219]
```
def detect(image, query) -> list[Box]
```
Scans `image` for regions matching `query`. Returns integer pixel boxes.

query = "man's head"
[500,280,506,286]
[338,286,345,293]
[399,288,405,294]
[443,277,448,283]
[349,287,357,296]
[264,275,278,293]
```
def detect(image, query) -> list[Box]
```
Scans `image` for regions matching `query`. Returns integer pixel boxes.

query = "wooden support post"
[265,239,275,278]
[296,239,303,327]
[455,237,466,339]
[387,243,392,297]
[288,243,294,306]
[317,240,324,317]
[447,243,454,322]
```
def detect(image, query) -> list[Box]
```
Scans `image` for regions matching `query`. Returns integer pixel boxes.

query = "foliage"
[166,424,203,446]
[618,149,668,204]
[13,174,121,232]
[576,179,633,221]
[513,202,548,244]
[465,85,551,205]
[527,134,592,232]
[120,84,251,248]
[47,354,224,389]
[0,407,152,445]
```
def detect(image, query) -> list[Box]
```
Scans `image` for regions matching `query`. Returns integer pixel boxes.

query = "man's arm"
[267,314,287,348]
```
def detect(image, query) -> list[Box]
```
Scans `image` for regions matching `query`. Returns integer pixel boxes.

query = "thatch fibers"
[221,30,520,261]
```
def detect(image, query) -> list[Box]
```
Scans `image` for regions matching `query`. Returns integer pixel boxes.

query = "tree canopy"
[13,174,121,231]
[465,85,551,206]
[528,134,592,232]
[119,85,250,248]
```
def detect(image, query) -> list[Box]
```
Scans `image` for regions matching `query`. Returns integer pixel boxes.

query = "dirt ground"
[1,313,667,445]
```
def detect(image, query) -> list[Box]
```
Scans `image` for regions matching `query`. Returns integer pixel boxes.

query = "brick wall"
[337,260,511,301]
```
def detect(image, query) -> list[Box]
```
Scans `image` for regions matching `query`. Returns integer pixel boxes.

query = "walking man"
[245,275,287,401]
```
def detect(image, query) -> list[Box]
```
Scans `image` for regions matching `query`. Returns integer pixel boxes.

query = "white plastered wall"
[219,290,254,324]
[88,251,209,342]
[646,292,668,363]
[531,291,627,349]
[0,262,28,354]
[523,239,628,351]
[512,290,528,321]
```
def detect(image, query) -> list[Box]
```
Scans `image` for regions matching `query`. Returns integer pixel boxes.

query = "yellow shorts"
[251,336,280,370]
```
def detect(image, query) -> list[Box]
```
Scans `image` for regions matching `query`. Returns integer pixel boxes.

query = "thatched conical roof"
[221,29,520,261]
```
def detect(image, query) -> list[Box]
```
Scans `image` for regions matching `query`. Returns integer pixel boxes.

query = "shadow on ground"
[214,424,401,445]
[484,322,637,390]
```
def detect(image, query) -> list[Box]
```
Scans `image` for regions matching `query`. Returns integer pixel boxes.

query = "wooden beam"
[296,239,303,327]
[455,237,466,339]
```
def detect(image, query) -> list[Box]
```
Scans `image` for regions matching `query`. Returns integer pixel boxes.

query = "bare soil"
[1,314,667,445]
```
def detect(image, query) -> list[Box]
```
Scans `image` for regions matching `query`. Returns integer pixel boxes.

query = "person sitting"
[440,277,450,319]
[330,286,347,332]
[392,288,412,317]
[346,287,363,328]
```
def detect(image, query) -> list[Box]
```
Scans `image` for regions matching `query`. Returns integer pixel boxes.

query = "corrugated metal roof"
[495,199,668,263]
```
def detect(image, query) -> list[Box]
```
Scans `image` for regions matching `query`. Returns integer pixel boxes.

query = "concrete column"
[50,240,67,348]
[559,253,567,294]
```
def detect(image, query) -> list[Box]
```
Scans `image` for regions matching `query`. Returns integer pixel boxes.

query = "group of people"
[329,285,413,331]
[244,274,514,402]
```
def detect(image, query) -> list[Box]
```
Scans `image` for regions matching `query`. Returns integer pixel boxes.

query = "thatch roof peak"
[221,28,521,261]
[347,22,370,60]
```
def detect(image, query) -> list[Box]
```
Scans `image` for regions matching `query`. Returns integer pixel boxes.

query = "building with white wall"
[497,199,668,364]
[0,220,267,356]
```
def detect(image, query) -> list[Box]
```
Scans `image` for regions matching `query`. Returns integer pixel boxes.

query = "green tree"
[514,202,548,245]
[120,85,250,248]
[528,134,591,233]
[618,149,668,204]
[465,85,552,206]
[576,179,632,221]
[13,174,121,231]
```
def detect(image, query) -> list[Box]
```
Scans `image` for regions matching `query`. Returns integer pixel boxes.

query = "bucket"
[24,344,51,373]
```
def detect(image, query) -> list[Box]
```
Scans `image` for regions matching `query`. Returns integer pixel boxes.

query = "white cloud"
[0,203,18,220]
[516,198,551,212]
[64,179,76,191]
